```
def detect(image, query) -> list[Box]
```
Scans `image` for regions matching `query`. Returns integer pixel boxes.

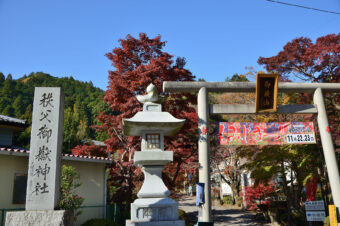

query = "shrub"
[222,196,234,205]
[243,183,276,210]
[236,196,243,207]
[59,165,84,220]
[278,210,308,226]
[178,209,186,221]
[178,209,196,226]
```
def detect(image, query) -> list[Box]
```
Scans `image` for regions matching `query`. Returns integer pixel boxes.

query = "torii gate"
[163,81,340,223]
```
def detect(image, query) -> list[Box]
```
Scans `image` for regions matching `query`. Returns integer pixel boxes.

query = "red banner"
[219,122,316,145]
[306,177,318,201]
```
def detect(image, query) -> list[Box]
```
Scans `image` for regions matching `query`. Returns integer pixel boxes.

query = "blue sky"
[0,0,339,90]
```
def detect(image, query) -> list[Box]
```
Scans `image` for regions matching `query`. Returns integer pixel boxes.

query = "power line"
[265,0,340,16]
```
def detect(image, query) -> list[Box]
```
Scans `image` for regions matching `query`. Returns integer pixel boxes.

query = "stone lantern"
[123,83,185,226]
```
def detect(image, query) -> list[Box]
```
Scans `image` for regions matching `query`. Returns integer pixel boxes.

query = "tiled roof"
[0,115,27,124]
[63,153,112,163]
[0,146,28,154]
[0,146,112,164]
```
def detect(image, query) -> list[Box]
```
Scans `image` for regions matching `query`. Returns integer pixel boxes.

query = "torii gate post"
[164,81,340,224]
[314,88,340,211]
[198,87,211,222]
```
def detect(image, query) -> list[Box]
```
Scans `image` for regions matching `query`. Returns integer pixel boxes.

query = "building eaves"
[0,146,112,164]
[0,114,28,129]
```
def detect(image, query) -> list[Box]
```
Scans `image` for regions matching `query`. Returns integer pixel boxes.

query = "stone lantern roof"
[123,111,185,136]
[122,83,185,136]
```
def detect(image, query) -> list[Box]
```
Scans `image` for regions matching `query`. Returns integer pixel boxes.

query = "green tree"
[2,105,15,117]
[0,71,109,149]
[22,104,33,123]
[0,74,14,110]
[13,104,33,148]
[239,144,322,224]
[2,74,14,97]
[59,165,84,220]
[13,96,25,117]
[0,72,5,86]
[63,107,80,153]
[225,73,249,82]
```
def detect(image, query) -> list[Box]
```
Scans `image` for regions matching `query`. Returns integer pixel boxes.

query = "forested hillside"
[0,72,110,153]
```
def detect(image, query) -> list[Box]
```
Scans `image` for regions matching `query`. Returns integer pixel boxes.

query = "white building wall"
[65,160,106,226]
[0,155,28,209]
[0,154,107,226]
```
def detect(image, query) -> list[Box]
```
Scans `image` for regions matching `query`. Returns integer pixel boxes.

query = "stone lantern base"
[126,198,184,226]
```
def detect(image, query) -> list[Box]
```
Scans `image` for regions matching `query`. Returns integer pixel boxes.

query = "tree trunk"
[218,173,224,203]
[171,159,182,185]
[280,163,293,226]
[230,184,239,205]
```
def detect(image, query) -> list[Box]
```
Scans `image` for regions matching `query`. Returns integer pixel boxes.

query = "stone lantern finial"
[136,83,166,104]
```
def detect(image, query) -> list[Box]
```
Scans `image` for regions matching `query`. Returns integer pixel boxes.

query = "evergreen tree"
[0,71,108,150]
[2,105,15,117]
[13,96,24,117]
[0,72,5,86]
[1,74,14,104]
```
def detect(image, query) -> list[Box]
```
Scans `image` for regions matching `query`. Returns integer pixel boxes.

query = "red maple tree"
[258,33,340,152]
[258,33,339,83]
[92,33,198,203]
[72,144,107,157]
[243,183,277,210]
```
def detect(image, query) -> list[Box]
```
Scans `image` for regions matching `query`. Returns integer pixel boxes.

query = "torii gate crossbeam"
[164,81,340,224]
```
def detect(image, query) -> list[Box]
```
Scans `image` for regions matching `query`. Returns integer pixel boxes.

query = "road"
[178,196,271,226]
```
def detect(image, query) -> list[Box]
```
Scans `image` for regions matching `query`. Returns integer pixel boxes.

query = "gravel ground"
[178,196,271,226]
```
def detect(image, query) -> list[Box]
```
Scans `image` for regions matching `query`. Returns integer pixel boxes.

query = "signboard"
[305,201,326,222]
[219,122,316,145]
[221,183,232,195]
[329,205,338,226]
[305,201,325,211]
[255,73,278,112]
[306,211,326,222]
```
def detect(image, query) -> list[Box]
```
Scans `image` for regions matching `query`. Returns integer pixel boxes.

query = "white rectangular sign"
[306,211,326,222]
[285,133,315,144]
[305,201,325,211]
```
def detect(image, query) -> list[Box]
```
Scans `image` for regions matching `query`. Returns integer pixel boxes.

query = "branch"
[116,159,124,171]
[112,127,127,145]
[172,159,182,184]
[331,95,340,110]
[213,161,232,186]
[121,149,128,162]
